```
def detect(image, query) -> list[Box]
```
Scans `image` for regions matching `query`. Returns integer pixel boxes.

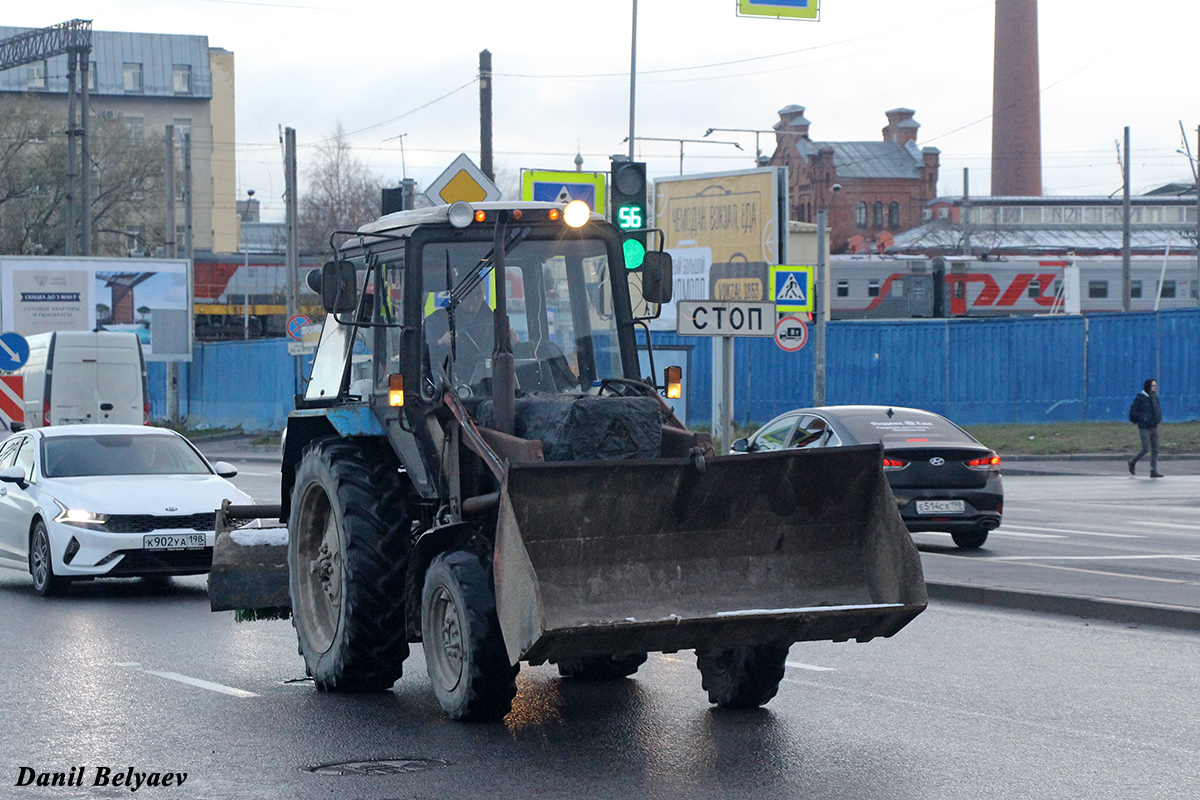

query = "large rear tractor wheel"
[556,653,648,681]
[421,550,518,721]
[289,438,411,692]
[696,644,789,709]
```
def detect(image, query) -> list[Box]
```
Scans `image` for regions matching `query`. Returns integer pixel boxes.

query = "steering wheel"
[597,378,655,398]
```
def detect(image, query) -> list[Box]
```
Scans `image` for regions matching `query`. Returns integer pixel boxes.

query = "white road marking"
[1124,519,1200,532]
[117,662,258,697]
[984,530,1066,540]
[664,653,836,673]
[999,524,1142,539]
[926,552,1196,585]
[146,670,259,698]
[991,554,1200,562]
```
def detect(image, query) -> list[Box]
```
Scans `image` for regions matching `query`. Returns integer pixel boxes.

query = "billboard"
[0,256,193,361]
[651,167,787,331]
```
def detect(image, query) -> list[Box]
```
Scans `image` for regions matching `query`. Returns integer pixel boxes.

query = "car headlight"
[53,499,109,528]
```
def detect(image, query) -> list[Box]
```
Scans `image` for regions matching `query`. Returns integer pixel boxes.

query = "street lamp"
[813,183,840,407]
[703,127,777,166]
[623,136,743,175]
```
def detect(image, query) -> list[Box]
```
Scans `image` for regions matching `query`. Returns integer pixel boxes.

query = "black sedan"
[732,405,1002,549]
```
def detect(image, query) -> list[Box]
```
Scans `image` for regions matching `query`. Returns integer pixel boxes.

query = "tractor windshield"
[420,234,624,399]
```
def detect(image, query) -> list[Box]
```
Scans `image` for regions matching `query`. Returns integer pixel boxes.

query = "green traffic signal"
[623,237,646,270]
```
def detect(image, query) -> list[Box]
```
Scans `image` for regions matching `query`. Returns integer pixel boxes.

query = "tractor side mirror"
[319,260,358,313]
[640,251,673,304]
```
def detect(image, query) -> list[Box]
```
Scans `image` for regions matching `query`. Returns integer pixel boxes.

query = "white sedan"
[0,424,252,596]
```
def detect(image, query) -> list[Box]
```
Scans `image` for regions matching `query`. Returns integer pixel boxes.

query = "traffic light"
[610,160,647,269]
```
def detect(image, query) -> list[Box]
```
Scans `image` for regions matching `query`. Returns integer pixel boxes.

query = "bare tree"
[298,123,385,256]
[0,95,171,256]
[0,95,166,256]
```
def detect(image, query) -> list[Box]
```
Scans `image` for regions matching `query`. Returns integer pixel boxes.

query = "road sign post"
[674,301,774,454]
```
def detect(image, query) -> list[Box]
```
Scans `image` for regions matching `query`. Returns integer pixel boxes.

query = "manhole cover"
[303,758,449,776]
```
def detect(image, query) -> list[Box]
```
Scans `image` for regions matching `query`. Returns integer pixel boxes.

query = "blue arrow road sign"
[0,332,30,372]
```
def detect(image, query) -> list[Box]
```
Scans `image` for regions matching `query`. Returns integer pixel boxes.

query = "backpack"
[1128,396,1140,424]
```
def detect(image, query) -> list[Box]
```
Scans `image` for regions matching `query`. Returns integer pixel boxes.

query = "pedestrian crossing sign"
[771,266,814,312]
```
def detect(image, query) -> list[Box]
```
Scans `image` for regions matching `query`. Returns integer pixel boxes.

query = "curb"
[1001,453,1200,462]
[205,452,280,465]
[927,581,1200,632]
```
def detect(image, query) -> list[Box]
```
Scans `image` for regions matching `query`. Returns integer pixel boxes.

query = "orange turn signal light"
[388,373,405,407]
[664,365,682,400]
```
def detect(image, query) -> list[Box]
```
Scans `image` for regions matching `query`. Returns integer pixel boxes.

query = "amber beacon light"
[665,365,682,400]
[389,374,405,407]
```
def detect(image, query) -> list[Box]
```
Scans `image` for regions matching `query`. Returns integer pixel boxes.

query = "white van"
[18,331,149,428]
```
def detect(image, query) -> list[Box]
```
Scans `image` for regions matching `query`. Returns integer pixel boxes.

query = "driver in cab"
[424,281,516,389]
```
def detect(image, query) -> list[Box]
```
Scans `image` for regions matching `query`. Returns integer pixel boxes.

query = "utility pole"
[183,133,193,262]
[243,188,254,340]
[628,0,637,161]
[1195,126,1199,308]
[813,207,828,406]
[285,127,300,322]
[164,125,176,259]
[80,54,91,255]
[479,50,493,182]
[65,52,77,256]
[962,168,972,256]
[1121,126,1131,312]
[164,124,178,425]
[813,184,839,406]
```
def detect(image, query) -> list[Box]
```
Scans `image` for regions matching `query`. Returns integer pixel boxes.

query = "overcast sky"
[23,1,1200,222]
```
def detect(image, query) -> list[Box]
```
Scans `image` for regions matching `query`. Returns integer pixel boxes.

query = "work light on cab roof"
[563,199,590,228]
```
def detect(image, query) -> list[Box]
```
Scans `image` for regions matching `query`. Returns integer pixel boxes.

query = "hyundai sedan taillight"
[882,457,908,470]
[966,454,1001,469]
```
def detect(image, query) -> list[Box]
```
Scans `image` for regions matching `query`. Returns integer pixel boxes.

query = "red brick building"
[769,105,940,254]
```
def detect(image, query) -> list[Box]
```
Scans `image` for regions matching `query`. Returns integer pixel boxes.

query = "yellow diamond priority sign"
[425,153,502,205]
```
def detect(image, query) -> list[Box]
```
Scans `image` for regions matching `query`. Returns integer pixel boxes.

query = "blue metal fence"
[153,309,1200,431]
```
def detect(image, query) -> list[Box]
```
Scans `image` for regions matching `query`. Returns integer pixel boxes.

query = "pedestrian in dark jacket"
[1128,378,1163,477]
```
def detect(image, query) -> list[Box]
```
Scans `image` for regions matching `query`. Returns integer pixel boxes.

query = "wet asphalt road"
[2,573,1198,800]
[3,441,1196,799]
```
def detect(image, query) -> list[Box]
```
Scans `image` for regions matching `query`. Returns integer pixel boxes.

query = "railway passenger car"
[829,255,1200,319]
[192,252,322,339]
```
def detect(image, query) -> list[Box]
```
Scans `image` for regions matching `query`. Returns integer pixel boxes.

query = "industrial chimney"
[991,0,1042,196]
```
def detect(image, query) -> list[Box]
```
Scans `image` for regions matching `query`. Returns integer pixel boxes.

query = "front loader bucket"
[494,444,926,666]
[208,503,290,615]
